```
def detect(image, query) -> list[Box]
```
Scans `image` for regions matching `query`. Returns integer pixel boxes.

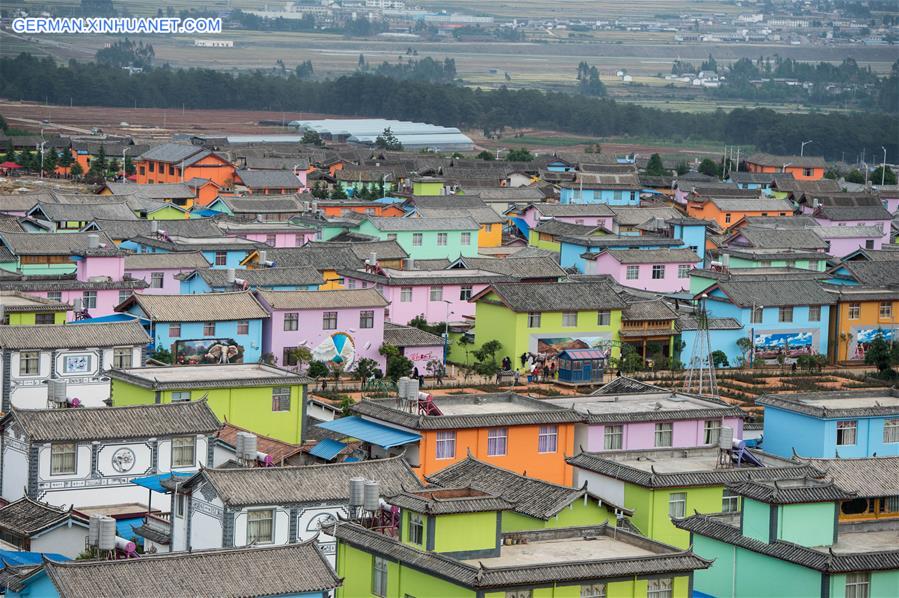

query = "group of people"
[495,354,557,386]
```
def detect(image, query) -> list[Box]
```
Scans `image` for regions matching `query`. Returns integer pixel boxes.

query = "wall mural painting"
[752,330,817,363]
[173,338,245,365]
[532,333,613,357]
[850,327,896,361]
[313,332,356,368]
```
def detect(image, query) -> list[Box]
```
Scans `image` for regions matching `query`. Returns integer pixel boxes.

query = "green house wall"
[623,483,730,549]
[7,311,66,325]
[776,502,836,547]
[830,571,899,598]
[741,498,771,543]
[500,499,614,533]
[433,511,497,554]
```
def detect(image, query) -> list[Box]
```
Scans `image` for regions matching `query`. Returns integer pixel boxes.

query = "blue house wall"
[559,188,640,206]
[119,241,249,270]
[672,223,708,268]
[763,407,899,458]
[6,570,57,598]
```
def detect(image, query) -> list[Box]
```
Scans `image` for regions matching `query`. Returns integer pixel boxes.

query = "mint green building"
[677,477,899,598]
[337,217,480,260]
[334,487,709,598]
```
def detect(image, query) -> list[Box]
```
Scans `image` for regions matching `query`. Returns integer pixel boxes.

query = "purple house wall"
[582,418,745,452]
[582,249,699,293]
[226,231,317,248]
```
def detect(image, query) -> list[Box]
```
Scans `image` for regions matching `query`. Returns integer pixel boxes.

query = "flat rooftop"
[109,364,309,388]
[597,448,794,474]
[800,395,899,410]
[758,388,899,417]
[822,520,899,554]
[545,392,737,417]
[433,397,548,416]
[462,534,654,568]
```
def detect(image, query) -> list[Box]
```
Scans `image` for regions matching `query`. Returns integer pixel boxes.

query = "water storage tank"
[88,514,102,546]
[349,477,365,507]
[98,516,116,550]
[719,426,735,450]
[363,480,380,512]
[398,377,410,399]
[47,379,67,404]
[236,432,257,461]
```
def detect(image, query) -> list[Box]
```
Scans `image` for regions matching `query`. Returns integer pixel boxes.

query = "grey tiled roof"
[138,143,206,163]
[0,497,79,536]
[107,364,311,390]
[676,316,743,331]
[235,169,303,190]
[221,195,304,214]
[30,202,137,222]
[415,206,505,225]
[772,178,840,193]
[727,477,854,504]
[0,232,120,256]
[3,401,220,442]
[340,267,512,287]
[566,450,819,488]
[675,514,899,573]
[388,490,514,515]
[0,320,149,349]
[455,256,567,280]
[532,220,605,237]
[352,394,581,430]
[817,205,893,221]
[426,456,622,519]
[746,153,827,169]
[565,235,683,249]
[710,198,794,212]
[735,227,827,250]
[183,266,322,288]
[383,323,444,347]
[257,288,387,310]
[120,291,269,322]
[709,279,836,307]
[605,248,700,264]
[756,389,899,418]
[124,251,210,270]
[465,187,547,200]
[101,183,196,199]
[264,246,360,270]
[43,541,340,597]
[475,280,626,312]
[608,206,682,226]
[791,456,899,498]
[315,239,409,261]
[366,217,478,232]
[87,218,224,241]
[836,261,899,287]
[530,203,615,217]
[187,455,421,506]
[621,299,678,321]
[333,522,710,590]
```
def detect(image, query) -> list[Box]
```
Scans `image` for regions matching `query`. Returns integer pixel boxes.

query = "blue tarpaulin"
[67,313,147,325]
[316,416,420,449]
[0,550,69,566]
[130,471,194,493]
[309,438,347,461]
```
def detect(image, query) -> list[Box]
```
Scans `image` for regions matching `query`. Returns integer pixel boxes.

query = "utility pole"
[881,147,887,186]
[800,140,813,157]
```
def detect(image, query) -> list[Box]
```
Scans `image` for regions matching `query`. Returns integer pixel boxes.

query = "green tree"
[475,150,495,161]
[456,334,474,366]
[711,350,729,368]
[329,185,348,199]
[675,161,690,175]
[149,347,172,364]
[380,343,413,381]
[645,153,666,176]
[736,337,753,366]
[505,148,534,162]
[295,60,314,80]
[408,315,444,336]
[375,127,403,151]
[472,340,503,380]
[845,169,866,184]
[301,129,323,146]
[287,346,312,372]
[58,149,73,169]
[354,358,379,384]
[872,165,897,185]
[70,161,84,179]
[0,113,6,131]
[698,158,720,178]
[124,155,135,175]
[864,334,895,374]
[307,360,330,378]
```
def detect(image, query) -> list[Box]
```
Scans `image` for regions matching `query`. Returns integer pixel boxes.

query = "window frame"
[359,310,375,329]
[677,264,691,279]
[322,311,338,330]
[537,425,558,453]
[436,232,448,246]
[246,508,275,545]
[203,321,216,336]
[459,286,473,301]
[562,311,578,327]
[648,578,673,598]
[668,493,687,518]
[848,303,860,320]
[435,431,456,460]
[283,312,299,331]
[169,322,181,338]
[372,556,389,598]
[836,420,857,446]
[778,306,793,323]
[412,233,423,247]
[604,425,623,450]
[703,420,722,445]
[625,265,640,280]
[655,422,673,447]
[19,351,40,376]
[82,291,97,309]
[487,427,508,457]
[651,264,665,279]
[722,489,740,513]
[272,387,291,412]
[808,305,821,322]
[580,584,606,598]
[408,513,424,545]
[429,286,443,302]
[171,436,196,468]
[214,251,227,266]
[50,442,77,476]
[150,271,164,289]
[845,572,870,598]
[112,347,133,369]
[236,320,250,335]
[461,231,472,246]
[171,391,191,403]
[884,419,899,444]
[597,310,611,326]
[400,287,413,302]
[880,301,893,319]
[527,312,541,328]
[35,313,55,325]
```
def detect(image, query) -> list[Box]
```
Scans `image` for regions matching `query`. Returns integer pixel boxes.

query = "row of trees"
[2,53,897,160]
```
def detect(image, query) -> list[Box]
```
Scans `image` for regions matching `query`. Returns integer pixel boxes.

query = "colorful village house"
[240,245,363,291]
[425,455,629,531]
[0,231,120,276]
[567,447,819,549]
[64,140,148,179]
[581,248,701,293]
[316,198,406,218]
[0,320,149,410]
[233,169,305,195]
[340,217,481,261]
[700,277,836,368]
[256,288,388,371]
[178,266,323,294]
[81,217,224,245]
[108,363,310,444]
[470,280,626,366]
[685,195,794,229]
[0,292,69,325]
[98,182,199,209]
[383,323,445,373]
[559,234,686,272]
[174,456,420,561]
[214,219,319,248]
[331,393,580,485]
[799,192,894,246]
[413,205,506,249]
[717,226,829,271]
[25,201,137,232]
[528,220,609,253]
[202,194,307,221]
[511,203,615,239]
[744,152,827,180]
[333,510,709,598]
[133,143,236,188]
[758,388,899,459]
[0,496,90,558]
[826,285,899,364]
[559,173,642,205]
[0,401,220,508]
[121,234,261,270]
[124,251,211,295]
[676,475,899,598]
[115,291,269,364]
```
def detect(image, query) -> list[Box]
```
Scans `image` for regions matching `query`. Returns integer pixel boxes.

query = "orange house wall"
[745,162,825,181]
[320,205,406,218]
[686,201,791,230]
[417,424,575,485]
[136,155,236,188]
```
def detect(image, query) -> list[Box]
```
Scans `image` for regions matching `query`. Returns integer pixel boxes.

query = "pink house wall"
[126,267,193,294]
[26,289,130,321]
[811,217,891,243]
[583,254,694,293]
[584,417,744,452]
[523,211,614,231]
[76,256,125,282]
[823,236,883,258]
[260,304,386,370]
[343,276,490,325]
[228,232,316,248]
[402,344,445,373]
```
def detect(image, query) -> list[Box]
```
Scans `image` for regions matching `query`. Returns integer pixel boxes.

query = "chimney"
[87,234,100,250]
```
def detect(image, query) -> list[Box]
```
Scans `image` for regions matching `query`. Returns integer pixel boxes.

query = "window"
[668,493,687,518]
[435,431,456,459]
[580,584,606,598]
[266,234,276,246]
[604,425,623,450]
[722,489,740,513]
[272,387,291,411]
[171,436,196,468]
[322,311,337,330]
[429,286,443,302]
[725,213,732,224]
[597,310,611,326]
[113,348,132,369]
[884,419,899,443]
[461,232,472,246]
[678,264,691,279]
[372,556,388,598]
[778,306,793,323]
[408,513,424,545]
[848,303,861,320]
[150,272,164,288]
[283,313,299,331]
[648,578,673,598]
[400,287,413,302]
[704,420,722,445]
[651,264,665,279]
[148,162,155,173]
[808,260,820,271]
[880,302,893,319]
[437,232,448,246]
[82,291,97,309]
[172,391,190,402]
[460,286,473,301]
[527,312,541,328]
[174,493,185,518]
[169,165,175,176]
[236,320,249,335]
[50,443,76,475]
[19,351,39,376]
[626,265,639,280]
[35,313,55,325]
[247,509,274,545]
[387,233,397,241]
[655,422,673,447]
[47,291,62,303]
[412,233,423,247]
[203,322,216,336]
[214,251,227,266]
[865,239,875,250]
[118,290,131,304]
[169,322,181,338]
[562,312,578,327]
[538,425,558,453]
[808,305,821,322]
[360,310,375,329]
[506,592,531,598]
[845,572,870,598]
[487,428,508,456]
[484,224,493,233]
[282,347,299,367]
[837,420,857,446]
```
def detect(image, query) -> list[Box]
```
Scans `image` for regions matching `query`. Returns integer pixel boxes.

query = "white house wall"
[2,425,29,502]
[32,523,89,559]
[572,467,626,507]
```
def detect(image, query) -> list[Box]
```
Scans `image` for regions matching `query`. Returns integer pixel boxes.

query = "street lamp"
[800,140,813,157]
[881,147,887,187]
[495,147,508,160]
[781,162,792,173]
[39,128,46,180]
[750,303,764,368]
[441,300,452,365]
[122,147,129,182]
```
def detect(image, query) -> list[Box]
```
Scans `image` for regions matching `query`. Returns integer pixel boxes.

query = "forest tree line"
[1,53,897,160]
